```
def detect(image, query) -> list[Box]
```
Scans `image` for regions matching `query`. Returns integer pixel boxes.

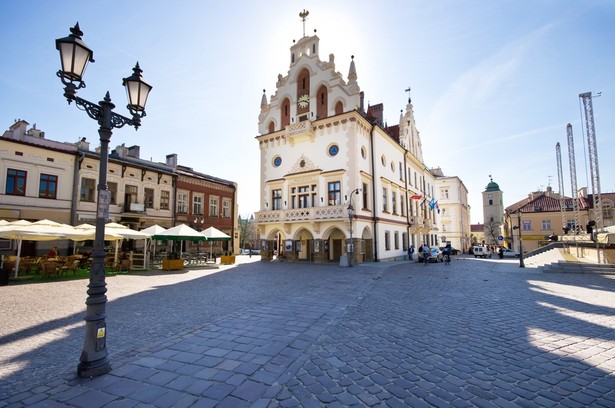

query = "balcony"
[256,205,347,224]
[285,120,314,145]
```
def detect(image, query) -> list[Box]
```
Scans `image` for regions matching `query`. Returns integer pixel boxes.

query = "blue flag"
[429,198,435,210]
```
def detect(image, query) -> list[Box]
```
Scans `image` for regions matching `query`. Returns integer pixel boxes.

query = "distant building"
[0,120,239,258]
[504,186,593,253]
[482,176,504,246]
[434,170,471,253]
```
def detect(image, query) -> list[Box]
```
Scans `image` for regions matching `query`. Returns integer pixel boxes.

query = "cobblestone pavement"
[1,256,614,407]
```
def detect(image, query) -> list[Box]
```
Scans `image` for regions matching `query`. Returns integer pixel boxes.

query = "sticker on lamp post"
[97,190,111,219]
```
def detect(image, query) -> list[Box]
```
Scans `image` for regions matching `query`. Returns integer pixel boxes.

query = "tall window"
[291,184,316,209]
[6,169,27,196]
[385,231,391,250]
[272,189,282,210]
[362,183,368,210]
[108,182,118,204]
[210,196,219,217]
[160,190,170,210]
[80,177,96,202]
[328,182,341,206]
[193,195,203,215]
[541,220,551,230]
[297,186,310,208]
[394,231,399,249]
[382,187,388,212]
[39,174,57,199]
[442,189,449,199]
[125,185,138,208]
[144,188,155,209]
[522,220,532,231]
[222,199,231,218]
[392,192,397,214]
[177,192,188,213]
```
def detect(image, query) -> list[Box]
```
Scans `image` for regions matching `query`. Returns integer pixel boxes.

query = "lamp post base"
[77,357,111,378]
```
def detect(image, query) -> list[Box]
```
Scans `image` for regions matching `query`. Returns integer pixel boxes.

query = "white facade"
[436,175,471,253]
[255,32,440,263]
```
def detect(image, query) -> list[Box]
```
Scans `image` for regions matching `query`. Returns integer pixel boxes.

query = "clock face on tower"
[297,94,309,108]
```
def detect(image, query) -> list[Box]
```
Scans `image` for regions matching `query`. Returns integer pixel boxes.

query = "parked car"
[429,247,443,262]
[501,249,519,258]
[240,248,251,255]
[472,246,493,258]
[439,246,460,255]
[250,249,261,255]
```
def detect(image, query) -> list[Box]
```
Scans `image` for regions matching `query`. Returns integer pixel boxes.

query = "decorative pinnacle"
[299,9,309,37]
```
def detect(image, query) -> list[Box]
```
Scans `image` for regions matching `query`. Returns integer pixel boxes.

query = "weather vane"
[299,9,309,37]
[405,86,411,103]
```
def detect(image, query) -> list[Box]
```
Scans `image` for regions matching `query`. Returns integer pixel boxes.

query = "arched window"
[296,69,311,116]
[281,98,290,128]
[335,101,343,115]
[316,85,328,119]
[268,121,275,133]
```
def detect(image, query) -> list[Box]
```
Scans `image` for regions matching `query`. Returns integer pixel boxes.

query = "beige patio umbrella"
[0,219,70,278]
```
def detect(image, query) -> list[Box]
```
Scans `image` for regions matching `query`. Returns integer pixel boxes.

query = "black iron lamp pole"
[55,23,152,378]
[517,209,525,268]
[347,188,361,267]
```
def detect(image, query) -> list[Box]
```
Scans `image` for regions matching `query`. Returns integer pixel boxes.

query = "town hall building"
[255,16,444,264]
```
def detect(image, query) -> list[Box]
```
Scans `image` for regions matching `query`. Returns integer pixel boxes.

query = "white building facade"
[435,174,471,253]
[255,30,440,264]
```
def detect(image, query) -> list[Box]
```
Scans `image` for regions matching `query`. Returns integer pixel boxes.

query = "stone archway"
[261,230,286,261]
[321,227,346,263]
[361,226,374,263]
[292,228,314,261]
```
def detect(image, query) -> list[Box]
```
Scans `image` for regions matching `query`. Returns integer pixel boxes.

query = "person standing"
[408,245,414,261]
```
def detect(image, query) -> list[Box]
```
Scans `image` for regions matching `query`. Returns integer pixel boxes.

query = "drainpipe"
[70,152,85,254]
[369,124,378,261]
[403,151,411,248]
[71,152,85,227]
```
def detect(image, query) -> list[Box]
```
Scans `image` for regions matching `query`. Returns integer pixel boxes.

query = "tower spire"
[299,9,309,37]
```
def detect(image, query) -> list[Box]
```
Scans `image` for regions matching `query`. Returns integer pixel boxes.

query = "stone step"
[542,261,615,274]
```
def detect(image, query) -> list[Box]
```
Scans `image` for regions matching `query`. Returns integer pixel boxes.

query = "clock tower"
[482,175,504,245]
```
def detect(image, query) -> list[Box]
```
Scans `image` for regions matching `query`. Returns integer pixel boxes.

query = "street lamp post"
[55,23,152,378]
[347,188,361,267]
[515,209,525,268]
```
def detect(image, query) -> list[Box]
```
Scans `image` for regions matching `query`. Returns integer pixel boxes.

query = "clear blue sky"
[1,1,614,224]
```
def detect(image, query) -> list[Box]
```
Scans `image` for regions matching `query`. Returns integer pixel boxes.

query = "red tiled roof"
[505,193,590,214]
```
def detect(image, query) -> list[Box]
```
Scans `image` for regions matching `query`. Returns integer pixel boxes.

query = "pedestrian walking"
[422,243,430,265]
[408,245,414,261]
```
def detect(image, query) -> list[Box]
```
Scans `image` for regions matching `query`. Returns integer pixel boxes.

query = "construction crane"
[566,124,581,236]
[579,92,603,232]
[555,143,566,234]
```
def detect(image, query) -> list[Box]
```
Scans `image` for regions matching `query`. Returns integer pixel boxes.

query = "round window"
[328,144,339,156]
[273,156,282,167]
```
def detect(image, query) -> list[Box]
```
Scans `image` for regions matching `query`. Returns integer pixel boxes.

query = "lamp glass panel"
[59,42,91,81]
[125,80,152,111]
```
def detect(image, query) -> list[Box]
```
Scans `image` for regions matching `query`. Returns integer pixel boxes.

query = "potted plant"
[162,252,184,270]
[220,251,235,265]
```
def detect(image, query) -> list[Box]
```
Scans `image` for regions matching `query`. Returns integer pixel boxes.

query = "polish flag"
[410,194,422,200]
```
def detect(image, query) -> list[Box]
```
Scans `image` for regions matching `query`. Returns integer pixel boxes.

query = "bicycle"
[444,252,451,265]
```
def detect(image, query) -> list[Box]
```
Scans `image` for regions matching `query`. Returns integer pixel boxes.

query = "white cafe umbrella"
[0,219,69,278]
[141,225,167,267]
[201,226,231,259]
[152,224,206,258]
